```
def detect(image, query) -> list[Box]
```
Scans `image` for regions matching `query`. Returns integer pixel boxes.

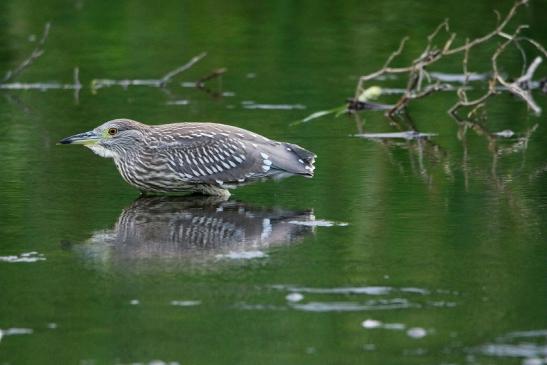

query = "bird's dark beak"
[58,130,100,145]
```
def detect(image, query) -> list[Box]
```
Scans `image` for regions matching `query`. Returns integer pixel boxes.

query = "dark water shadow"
[71,196,316,266]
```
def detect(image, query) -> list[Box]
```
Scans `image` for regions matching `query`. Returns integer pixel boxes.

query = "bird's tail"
[283,142,316,176]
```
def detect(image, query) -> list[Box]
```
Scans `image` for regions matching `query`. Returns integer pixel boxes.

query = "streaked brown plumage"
[59,119,316,196]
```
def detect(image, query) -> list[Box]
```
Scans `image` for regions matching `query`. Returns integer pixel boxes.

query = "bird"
[59,118,316,196]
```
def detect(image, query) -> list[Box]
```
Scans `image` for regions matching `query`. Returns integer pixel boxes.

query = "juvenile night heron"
[59,119,316,196]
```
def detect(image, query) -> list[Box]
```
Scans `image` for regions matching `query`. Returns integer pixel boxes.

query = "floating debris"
[358,86,383,101]
[0,251,46,263]
[355,131,437,140]
[362,320,427,338]
[362,319,382,329]
[362,319,406,330]
[285,293,304,302]
[494,129,515,138]
[407,327,428,339]
[130,299,140,305]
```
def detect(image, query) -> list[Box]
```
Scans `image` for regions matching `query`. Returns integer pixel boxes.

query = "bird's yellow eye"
[108,128,118,136]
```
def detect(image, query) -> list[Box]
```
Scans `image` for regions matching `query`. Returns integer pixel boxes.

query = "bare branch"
[354,37,409,98]
[454,38,472,106]
[350,0,544,117]
[428,19,450,44]
[514,35,547,58]
[160,52,207,86]
[444,0,528,55]
[195,68,227,98]
[384,37,410,70]
[389,82,447,115]
[515,56,542,86]
[492,25,541,114]
[2,22,51,82]
[423,19,450,55]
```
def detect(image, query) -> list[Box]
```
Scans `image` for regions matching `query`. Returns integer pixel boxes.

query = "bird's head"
[59,119,147,158]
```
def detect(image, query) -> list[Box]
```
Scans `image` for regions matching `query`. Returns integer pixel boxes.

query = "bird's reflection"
[78,196,315,262]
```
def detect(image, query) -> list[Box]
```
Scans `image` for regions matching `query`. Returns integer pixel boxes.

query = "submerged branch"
[160,52,207,86]
[195,67,227,97]
[90,52,209,93]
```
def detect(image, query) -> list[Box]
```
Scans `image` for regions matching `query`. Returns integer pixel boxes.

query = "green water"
[1,1,546,364]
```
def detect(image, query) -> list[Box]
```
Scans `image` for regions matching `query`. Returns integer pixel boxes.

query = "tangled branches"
[0,23,224,103]
[350,0,546,117]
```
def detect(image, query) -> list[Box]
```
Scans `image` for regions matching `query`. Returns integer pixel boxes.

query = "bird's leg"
[195,184,231,198]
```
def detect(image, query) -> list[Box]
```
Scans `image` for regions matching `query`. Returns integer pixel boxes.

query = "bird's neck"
[85,144,117,159]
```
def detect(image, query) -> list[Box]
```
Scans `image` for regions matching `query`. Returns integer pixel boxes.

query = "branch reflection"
[353,111,541,192]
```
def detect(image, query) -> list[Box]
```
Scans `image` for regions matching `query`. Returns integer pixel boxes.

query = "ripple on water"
[361,319,427,338]
[215,250,268,260]
[407,327,428,339]
[0,328,33,343]
[117,361,181,365]
[272,285,430,295]
[354,131,438,140]
[288,219,349,227]
[291,298,418,312]
[241,101,306,110]
[237,285,458,315]
[472,329,547,364]
[170,300,201,307]
[0,252,45,263]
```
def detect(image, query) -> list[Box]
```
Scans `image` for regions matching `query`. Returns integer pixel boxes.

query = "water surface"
[0,1,546,364]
